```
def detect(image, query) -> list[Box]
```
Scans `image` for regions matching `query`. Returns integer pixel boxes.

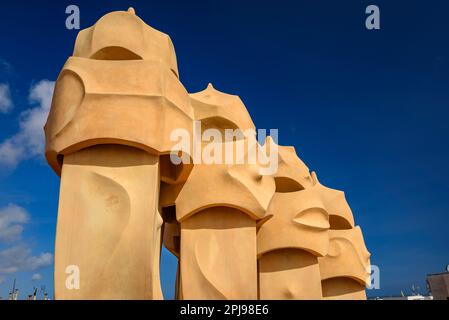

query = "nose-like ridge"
[293,207,330,230]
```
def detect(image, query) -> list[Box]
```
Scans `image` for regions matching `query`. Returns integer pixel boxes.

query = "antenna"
[8,278,16,300]
[39,285,46,300]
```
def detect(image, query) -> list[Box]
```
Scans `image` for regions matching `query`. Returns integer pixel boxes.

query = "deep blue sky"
[0,0,448,299]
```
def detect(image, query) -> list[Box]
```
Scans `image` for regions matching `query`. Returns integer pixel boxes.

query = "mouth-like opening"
[321,277,366,298]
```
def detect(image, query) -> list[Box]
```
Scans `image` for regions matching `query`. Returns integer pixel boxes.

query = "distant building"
[427,271,449,300]
[370,294,433,300]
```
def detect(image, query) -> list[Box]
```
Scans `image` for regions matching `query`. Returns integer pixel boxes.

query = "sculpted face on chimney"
[45,8,371,300]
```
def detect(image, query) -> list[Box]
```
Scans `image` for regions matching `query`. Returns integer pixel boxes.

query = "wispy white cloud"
[0,245,53,274]
[0,83,13,113]
[0,80,54,169]
[0,59,13,74]
[31,273,43,281]
[0,204,53,276]
[0,204,30,242]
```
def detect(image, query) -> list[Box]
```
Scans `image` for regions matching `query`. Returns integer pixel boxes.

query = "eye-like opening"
[329,215,353,230]
[274,177,304,193]
[90,46,143,60]
[200,117,243,139]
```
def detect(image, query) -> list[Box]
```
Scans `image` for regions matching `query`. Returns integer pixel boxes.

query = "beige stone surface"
[73,8,178,76]
[45,9,193,177]
[180,207,258,299]
[54,145,163,299]
[313,172,355,230]
[190,83,255,133]
[161,140,275,222]
[160,82,275,299]
[162,139,275,299]
[266,137,314,191]
[257,187,331,258]
[46,8,372,300]
[321,278,368,300]
[312,173,370,300]
[257,141,370,300]
[257,143,328,299]
[259,249,322,299]
[318,227,371,300]
[47,9,190,300]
